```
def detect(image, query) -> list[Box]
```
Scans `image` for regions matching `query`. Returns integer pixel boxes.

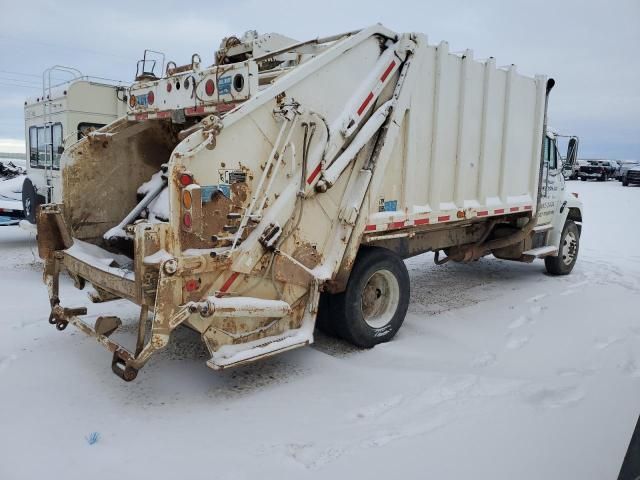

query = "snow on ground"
[0,180,639,479]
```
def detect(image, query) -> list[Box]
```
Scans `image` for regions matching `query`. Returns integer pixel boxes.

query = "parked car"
[578,160,616,181]
[618,160,640,182]
[622,165,640,186]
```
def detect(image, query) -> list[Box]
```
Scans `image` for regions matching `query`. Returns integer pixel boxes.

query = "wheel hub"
[562,230,578,265]
[361,269,400,329]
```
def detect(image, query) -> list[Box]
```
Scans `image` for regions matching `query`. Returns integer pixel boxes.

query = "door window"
[544,136,558,170]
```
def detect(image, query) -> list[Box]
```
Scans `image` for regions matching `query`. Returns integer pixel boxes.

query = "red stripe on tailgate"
[494,208,505,214]
[219,272,240,293]
[306,163,322,184]
[414,218,430,225]
[357,92,374,116]
[365,224,377,232]
[510,207,520,212]
[380,61,397,82]
[437,215,450,222]
[477,210,489,217]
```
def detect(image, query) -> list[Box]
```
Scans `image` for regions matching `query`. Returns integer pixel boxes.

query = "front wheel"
[545,220,580,275]
[331,247,410,348]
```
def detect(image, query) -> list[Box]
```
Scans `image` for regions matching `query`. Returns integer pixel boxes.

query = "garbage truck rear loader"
[37,25,583,381]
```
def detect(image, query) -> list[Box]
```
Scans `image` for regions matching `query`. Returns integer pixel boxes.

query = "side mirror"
[566,137,578,167]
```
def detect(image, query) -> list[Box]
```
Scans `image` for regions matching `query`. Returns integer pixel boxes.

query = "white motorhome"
[22,67,128,222]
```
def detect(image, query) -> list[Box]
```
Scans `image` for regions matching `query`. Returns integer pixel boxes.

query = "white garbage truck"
[37,26,583,381]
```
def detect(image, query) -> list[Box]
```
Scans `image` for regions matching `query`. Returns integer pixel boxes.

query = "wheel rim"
[361,269,400,329]
[24,197,31,217]
[562,230,578,266]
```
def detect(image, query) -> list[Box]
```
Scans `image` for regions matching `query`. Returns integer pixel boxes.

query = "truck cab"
[22,70,128,223]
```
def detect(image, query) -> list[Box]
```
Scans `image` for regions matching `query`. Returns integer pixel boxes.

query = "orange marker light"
[182,190,192,209]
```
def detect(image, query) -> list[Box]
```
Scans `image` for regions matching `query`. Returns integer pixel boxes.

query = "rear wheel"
[545,220,580,275]
[622,178,629,186]
[331,247,410,348]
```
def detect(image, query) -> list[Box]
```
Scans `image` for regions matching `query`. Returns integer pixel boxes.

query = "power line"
[0,76,40,86]
[0,33,133,62]
[0,69,41,79]
[0,82,40,90]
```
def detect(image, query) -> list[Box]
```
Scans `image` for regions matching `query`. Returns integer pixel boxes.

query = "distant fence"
[0,152,25,160]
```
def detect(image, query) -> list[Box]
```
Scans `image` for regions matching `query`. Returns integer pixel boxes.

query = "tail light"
[179,173,193,186]
[183,212,192,229]
[166,83,172,93]
[205,79,215,96]
[179,174,201,233]
[147,91,155,105]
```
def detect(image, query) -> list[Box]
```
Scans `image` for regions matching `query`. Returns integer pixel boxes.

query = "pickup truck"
[578,160,616,181]
[621,165,640,186]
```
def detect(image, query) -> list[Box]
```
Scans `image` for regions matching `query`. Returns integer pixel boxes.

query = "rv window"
[77,122,106,140]
[29,127,38,167]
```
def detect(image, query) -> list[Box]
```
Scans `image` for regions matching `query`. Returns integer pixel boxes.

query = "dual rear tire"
[317,247,410,348]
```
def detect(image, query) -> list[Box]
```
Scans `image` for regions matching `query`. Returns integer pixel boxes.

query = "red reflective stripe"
[523,205,532,211]
[477,210,489,217]
[135,113,148,121]
[414,218,430,225]
[510,207,520,212]
[156,111,171,119]
[380,61,397,82]
[216,103,236,113]
[494,208,505,214]
[306,163,322,184]
[437,215,450,222]
[220,272,239,293]
[365,224,377,232]
[389,221,405,229]
[185,106,206,115]
[357,92,374,116]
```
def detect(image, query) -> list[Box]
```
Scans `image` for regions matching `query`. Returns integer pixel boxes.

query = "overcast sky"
[0,0,638,159]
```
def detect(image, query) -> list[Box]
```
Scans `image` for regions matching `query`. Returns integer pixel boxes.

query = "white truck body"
[37,26,583,381]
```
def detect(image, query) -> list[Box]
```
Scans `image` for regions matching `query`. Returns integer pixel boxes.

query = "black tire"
[581,177,587,181]
[622,178,629,186]
[330,247,410,348]
[545,221,580,275]
[21,177,43,224]
[315,292,340,337]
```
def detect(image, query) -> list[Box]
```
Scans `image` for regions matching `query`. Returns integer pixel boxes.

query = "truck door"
[537,135,564,225]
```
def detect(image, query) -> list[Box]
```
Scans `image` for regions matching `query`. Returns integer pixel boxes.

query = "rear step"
[206,332,312,370]
[533,224,553,233]
[522,245,558,258]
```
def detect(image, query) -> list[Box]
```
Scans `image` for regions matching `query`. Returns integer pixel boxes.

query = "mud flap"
[36,204,73,259]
